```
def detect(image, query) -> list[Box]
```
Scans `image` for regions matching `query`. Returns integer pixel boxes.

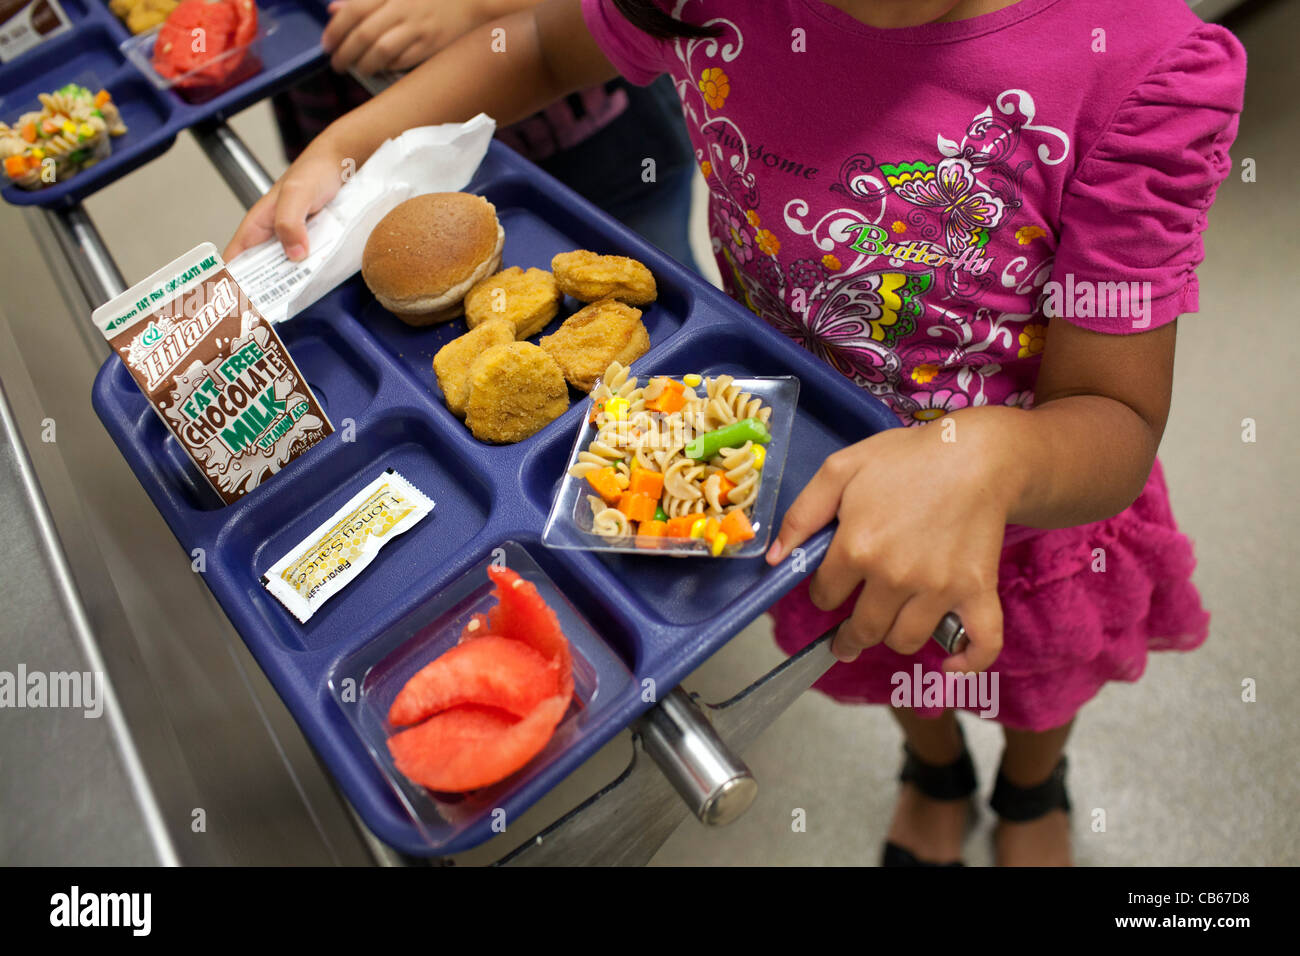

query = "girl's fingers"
[223,185,280,261]
[807,530,865,612]
[830,581,905,663]
[322,0,380,54]
[766,452,854,564]
[272,176,319,260]
[329,2,398,72]
[940,590,1004,674]
[354,25,416,77]
[882,592,952,657]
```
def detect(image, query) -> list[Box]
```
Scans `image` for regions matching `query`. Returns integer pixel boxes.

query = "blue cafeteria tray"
[91,140,902,856]
[0,0,326,208]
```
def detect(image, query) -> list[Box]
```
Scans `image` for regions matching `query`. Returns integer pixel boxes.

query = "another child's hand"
[765,419,1012,673]
[322,0,500,75]
[223,138,350,262]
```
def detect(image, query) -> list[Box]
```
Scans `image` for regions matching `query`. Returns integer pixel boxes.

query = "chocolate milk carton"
[93,243,333,505]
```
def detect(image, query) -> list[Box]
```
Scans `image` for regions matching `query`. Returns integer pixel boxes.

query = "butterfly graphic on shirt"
[880,157,1009,256]
[725,244,940,398]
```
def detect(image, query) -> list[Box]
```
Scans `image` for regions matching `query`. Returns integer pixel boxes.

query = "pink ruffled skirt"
[770,458,1209,732]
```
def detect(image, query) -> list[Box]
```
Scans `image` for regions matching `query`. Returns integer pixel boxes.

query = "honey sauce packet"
[262,469,434,623]
[93,243,333,505]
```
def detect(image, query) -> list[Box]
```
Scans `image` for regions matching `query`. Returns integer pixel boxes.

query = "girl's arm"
[767,322,1177,674]
[988,317,1175,528]
[224,0,613,261]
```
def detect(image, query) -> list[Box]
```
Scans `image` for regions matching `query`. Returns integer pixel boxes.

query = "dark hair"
[611,0,724,39]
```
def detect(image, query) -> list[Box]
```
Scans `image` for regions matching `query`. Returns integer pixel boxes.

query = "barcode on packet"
[254,269,309,309]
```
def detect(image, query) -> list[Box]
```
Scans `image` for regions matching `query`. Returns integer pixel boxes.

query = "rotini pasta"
[568,361,776,554]
[1,85,127,190]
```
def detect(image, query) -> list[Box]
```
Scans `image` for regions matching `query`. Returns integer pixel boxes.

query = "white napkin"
[227,113,497,324]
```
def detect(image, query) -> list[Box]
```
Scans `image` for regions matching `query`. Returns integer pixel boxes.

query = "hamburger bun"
[362,192,505,326]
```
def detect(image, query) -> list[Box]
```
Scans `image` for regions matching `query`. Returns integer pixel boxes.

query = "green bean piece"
[684,417,771,460]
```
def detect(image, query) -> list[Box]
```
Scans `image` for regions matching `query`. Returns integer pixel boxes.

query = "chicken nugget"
[463,267,562,339]
[464,342,570,444]
[551,250,657,306]
[433,318,516,418]
[538,298,650,393]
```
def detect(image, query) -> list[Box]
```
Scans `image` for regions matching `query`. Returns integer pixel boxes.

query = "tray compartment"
[214,411,495,652]
[275,312,383,419]
[2,0,329,207]
[0,23,155,117]
[326,538,635,851]
[106,308,391,513]
[0,27,175,202]
[0,23,115,97]
[355,175,695,442]
[527,321,884,629]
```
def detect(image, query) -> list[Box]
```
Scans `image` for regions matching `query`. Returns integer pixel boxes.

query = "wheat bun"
[362,192,505,326]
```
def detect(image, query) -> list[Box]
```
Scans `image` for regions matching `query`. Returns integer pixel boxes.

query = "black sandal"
[989,755,1071,822]
[880,730,978,867]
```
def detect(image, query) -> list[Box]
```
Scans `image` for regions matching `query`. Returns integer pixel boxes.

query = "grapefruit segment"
[485,566,574,702]
[387,634,560,727]
[387,696,569,792]
[385,565,577,793]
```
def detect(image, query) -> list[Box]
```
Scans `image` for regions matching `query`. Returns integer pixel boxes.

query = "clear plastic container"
[542,374,800,558]
[1,71,120,190]
[119,15,277,104]
[326,540,632,846]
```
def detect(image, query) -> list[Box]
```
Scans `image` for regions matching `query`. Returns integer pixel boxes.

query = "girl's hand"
[765,418,1014,673]
[223,136,351,262]
[322,0,501,75]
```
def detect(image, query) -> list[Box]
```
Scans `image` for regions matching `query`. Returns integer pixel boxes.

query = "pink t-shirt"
[582,0,1245,424]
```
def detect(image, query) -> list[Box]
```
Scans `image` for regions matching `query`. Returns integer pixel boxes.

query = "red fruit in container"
[153,0,258,93]
[154,1,234,80]
[230,0,257,47]
[388,696,569,793]
[385,566,576,793]
[485,565,574,702]
[387,634,560,727]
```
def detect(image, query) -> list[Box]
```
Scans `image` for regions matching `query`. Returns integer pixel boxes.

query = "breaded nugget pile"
[552,250,658,306]
[464,267,561,339]
[463,343,570,444]
[539,298,651,392]
[429,247,658,441]
[433,318,515,418]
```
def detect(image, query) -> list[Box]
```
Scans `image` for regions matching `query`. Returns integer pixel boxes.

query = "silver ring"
[932,612,967,654]
[948,624,968,655]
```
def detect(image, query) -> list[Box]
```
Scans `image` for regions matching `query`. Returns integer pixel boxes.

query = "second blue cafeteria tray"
[91,140,902,855]
[0,0,327,208]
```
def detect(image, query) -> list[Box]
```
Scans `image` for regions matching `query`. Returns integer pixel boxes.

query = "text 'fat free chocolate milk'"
[93,242,333,505]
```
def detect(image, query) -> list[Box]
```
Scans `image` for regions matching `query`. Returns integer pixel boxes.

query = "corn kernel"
[710,532,728,556]
[61,120,76,136]
[78,123,94,139]
[604,396,630,420]
[30,147,44,160]
[682,373,702,387]
[751,445,766,470]
[689,518,707,539]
